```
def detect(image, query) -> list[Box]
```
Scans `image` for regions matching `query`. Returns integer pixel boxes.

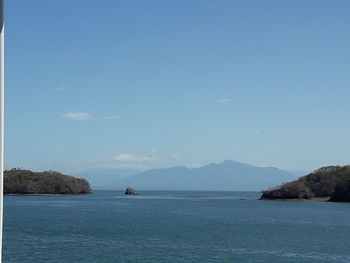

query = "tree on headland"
[4,168,92,195]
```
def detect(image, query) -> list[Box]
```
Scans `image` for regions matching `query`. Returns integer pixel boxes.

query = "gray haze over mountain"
[119,160,298,191]
[286,170,311,177]
[74,168,137,190]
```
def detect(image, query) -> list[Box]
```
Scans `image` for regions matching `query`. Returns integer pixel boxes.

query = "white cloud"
[97,77,106,82]
[169,154,180,160]
[148,149,157,154]
[188,163,201,168]
[257,164,278,168]
[98,115,121,120]
[113,154,155,162]
[218,98,233,103]
[58,86,67,91]
[63,112,91,120]
[62,112,121,120]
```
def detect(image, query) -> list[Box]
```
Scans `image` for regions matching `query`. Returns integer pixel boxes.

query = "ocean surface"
[3,190,350,263]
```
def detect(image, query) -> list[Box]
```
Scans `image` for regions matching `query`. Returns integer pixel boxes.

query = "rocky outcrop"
[260,181,313,200]
[124,187,137,195]
[260,165,350,201]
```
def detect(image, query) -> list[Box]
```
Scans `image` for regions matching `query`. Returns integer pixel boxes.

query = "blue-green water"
[4,191,350,263]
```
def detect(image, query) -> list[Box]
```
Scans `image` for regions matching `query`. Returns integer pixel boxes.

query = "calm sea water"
[3,190,350,263]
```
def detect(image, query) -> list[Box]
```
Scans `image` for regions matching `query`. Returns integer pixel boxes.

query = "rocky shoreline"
[260,197,330,202]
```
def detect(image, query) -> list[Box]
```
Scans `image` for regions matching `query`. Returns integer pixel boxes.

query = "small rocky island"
[260,165,350,202]
[124,187,137,195]
[4,168,92,195]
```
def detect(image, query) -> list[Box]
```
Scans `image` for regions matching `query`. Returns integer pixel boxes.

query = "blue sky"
[5,0,350,173]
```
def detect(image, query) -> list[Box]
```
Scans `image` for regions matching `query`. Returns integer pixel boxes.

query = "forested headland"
[4,168,92,195]
[260,165,350,202]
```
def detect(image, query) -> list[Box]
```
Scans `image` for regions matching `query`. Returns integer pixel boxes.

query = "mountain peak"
[219,159,252,167]
[124,160,297,191]
[221,159,241,165]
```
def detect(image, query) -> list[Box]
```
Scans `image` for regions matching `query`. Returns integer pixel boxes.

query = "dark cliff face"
[4,169,92,195]
[260,165,350,201]
[329,180,350,202]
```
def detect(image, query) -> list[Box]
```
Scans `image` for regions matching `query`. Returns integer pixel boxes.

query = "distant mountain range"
[119,160,298,191]
[74,168,137,190]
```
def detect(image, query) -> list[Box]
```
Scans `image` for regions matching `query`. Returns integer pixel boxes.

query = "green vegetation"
[260,165,350,201]
[4,168,92,195]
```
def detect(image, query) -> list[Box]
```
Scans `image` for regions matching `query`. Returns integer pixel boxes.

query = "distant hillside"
[122,160,297,191]
[4,169,92,195]
[260,165,350,201]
